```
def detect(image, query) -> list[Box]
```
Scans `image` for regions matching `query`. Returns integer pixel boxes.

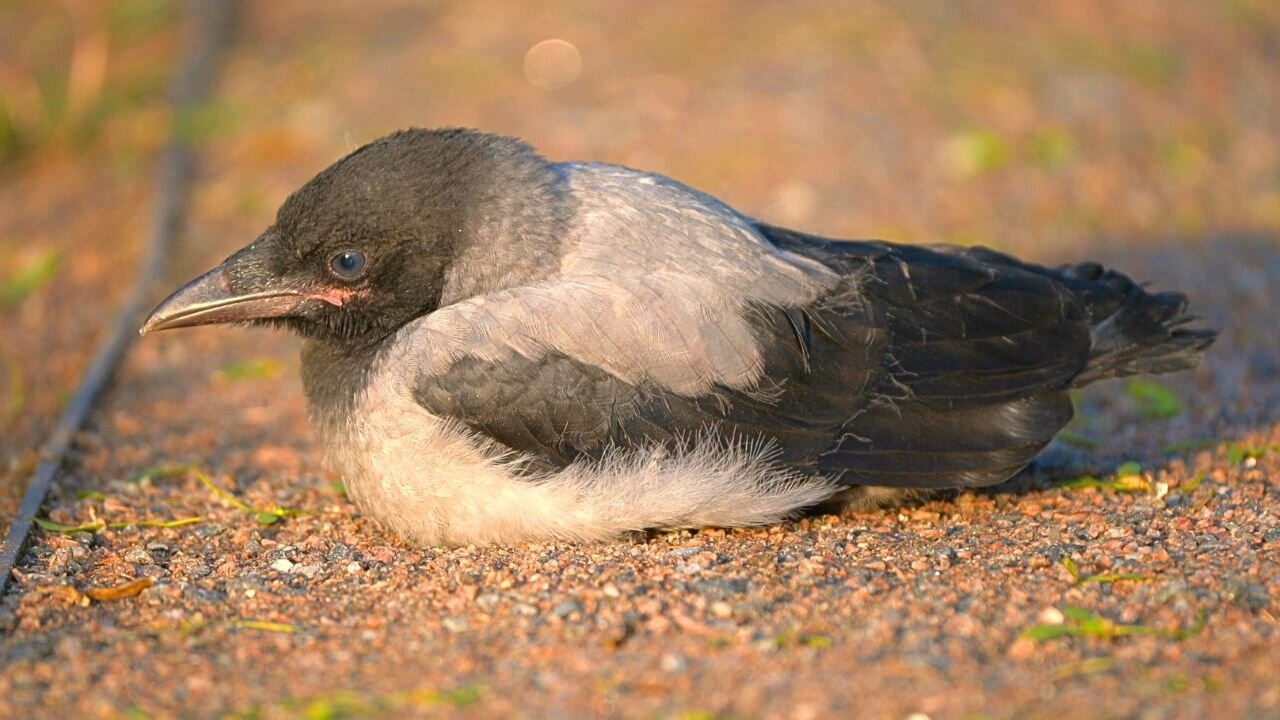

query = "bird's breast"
[309,354,630,546]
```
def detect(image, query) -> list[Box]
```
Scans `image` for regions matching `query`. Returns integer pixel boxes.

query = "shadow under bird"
[141,128,1216,546]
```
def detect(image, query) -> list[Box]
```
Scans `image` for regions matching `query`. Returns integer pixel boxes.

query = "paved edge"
[0,0,238,597]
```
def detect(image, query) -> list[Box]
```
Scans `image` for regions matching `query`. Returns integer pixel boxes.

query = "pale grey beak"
[140,264,304,334]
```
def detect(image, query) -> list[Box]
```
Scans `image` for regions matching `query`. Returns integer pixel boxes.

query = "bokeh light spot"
[523,39,582,90]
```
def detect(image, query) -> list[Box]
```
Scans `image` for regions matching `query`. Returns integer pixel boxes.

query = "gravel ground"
[2,2,1278,718]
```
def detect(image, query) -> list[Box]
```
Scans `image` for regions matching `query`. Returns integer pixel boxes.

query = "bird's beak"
[140,261,304,335]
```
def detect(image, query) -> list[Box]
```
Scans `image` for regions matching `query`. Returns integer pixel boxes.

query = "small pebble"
[660,653,687,673]
[1038,607,1065,625]
[124,548,153,565]
[552,600,582,618]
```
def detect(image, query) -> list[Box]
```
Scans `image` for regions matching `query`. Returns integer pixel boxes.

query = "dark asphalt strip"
[0,0,239,598]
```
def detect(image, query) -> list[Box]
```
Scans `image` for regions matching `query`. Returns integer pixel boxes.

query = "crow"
[142,128,1215,545]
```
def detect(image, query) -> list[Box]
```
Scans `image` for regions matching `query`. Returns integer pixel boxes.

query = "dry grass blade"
[192,467,308,526]
[226,685,484,718]
[193,468,254,513]
[84,577,153,602]
[34,517,106,533]
[127,464,199,483]
[232,620,298,633]
[1062,461,1152,493]
[1053,656,1117,680]
[1023,606,1206,642]
[34,515,203,533]
[1060,557,1152,586]
[1078,572,1153,586]
[123,517,203,529]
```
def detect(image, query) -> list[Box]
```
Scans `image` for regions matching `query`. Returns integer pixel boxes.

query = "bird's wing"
[406,224,1093,490]
[407,272,879,470]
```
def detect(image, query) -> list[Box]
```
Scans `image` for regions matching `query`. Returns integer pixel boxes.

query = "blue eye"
[330,251,366,279]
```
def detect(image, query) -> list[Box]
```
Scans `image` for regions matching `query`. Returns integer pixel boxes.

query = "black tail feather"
[753,230,1217,492]
[1056,261,1217,386]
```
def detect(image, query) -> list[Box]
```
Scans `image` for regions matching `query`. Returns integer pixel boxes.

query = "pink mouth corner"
[308,287,361,308]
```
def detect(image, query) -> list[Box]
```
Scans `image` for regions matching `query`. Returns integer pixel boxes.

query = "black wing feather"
[415,299,881,471]
[416,224,1207,491]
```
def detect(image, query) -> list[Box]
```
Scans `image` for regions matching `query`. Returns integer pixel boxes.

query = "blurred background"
[2,0,1278,522]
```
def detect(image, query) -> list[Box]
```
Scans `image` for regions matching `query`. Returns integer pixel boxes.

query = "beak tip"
[139,310,164,335]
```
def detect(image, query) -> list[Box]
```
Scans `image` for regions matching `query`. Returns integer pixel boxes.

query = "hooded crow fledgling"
[142,128,1215,545]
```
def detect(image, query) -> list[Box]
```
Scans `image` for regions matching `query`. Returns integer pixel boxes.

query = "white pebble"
[1038,607,1065,625]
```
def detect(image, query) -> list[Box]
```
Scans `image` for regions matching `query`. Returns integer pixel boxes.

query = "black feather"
[414,221,1213,491]
[414,223,1217,492]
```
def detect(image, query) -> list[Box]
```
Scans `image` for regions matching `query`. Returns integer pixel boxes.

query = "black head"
[141,128,566,350]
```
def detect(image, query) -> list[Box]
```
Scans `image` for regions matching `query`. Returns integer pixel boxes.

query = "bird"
[141,128,1216,546]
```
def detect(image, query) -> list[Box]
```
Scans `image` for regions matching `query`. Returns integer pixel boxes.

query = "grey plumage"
[142,128,1216,545]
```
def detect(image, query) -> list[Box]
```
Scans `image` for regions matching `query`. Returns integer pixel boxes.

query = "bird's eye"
[330,251,366,279]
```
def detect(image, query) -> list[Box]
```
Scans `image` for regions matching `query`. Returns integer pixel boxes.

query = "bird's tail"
[1052,261,1217,387]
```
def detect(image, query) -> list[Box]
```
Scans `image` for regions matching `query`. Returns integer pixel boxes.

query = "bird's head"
[141,128,564,349]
